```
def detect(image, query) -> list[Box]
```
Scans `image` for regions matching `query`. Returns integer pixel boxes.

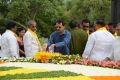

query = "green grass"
[0,66,21,71]
[0,67,82,80]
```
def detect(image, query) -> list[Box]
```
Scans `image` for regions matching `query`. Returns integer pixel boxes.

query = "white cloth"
[23,31,40,58]
[0,34,1,46]
[113,36,120,61]
[1,30,19,58]
[82,30,114,61]
[0,34,2,57]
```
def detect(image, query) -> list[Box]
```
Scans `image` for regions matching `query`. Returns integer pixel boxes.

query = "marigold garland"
[33,52,61,62]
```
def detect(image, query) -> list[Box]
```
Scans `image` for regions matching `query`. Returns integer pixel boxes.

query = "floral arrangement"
[51,54,81,64]
[51,55,120,69]
[0,54,119,69]
[0,57,33,62]
[0,59,5,64]
[33,52,61,63]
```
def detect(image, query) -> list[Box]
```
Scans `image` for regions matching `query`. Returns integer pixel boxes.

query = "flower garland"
[0,54,119,69]
[51,55,120,69]
[33,52,61,63]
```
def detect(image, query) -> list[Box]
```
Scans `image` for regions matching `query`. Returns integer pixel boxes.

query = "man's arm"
[55,32,71,48]
[82,34,95,59]
[8,36,19,58]
[47,34,54,51]
[23,33,32,54]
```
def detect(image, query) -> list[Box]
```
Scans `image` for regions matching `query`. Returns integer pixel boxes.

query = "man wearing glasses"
[81,19,90,36]
[47,20,71,55]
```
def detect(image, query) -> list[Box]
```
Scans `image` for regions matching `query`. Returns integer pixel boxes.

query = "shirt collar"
[56,30,66,35]
[6,30,15,34]
[6,30,17,37]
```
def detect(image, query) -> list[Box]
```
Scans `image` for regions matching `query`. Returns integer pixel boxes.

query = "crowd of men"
[0,18,120,61]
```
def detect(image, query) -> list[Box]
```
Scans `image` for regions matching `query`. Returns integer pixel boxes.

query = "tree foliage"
[67,0,111,22]
[0,0,112,36]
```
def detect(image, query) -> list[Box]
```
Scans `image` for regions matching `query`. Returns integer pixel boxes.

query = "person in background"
[81,19,90,35]
[17,27,26,57]
[89,24,95,35]
[113,23,120,61]
[1,21,19,58]
[82,18,114,61]
[108,22,117,38]
[69,20,88,56]
[47,20,71,55]
[23,20,42,58]
[0,34,1,57]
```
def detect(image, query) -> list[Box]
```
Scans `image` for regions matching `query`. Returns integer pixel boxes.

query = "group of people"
[0,19,120,62]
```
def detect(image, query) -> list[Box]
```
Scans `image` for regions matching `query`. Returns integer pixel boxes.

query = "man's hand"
[50,44,56,48]
[104,57,112,61]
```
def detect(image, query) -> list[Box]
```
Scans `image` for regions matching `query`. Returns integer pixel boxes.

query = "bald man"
[23,20,42,58]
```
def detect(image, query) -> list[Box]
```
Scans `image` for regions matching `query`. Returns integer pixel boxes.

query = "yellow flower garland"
[34,52,61,61]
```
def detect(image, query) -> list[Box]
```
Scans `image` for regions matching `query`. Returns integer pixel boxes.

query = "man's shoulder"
[24,31,32,36]
[65,30,71,34]
[50,31,57,36]
[3,31,14,37]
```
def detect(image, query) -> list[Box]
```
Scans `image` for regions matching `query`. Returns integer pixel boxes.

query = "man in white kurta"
[0,34,2,57]
[113,23,120,61]
[23,20,42,58]
[82,19,114,61]
[1,22,19,58]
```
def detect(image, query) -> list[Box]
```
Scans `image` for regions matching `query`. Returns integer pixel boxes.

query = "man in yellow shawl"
[23,20,42,58]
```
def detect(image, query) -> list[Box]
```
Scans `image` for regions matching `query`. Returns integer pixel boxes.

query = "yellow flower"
[34,52,61,61]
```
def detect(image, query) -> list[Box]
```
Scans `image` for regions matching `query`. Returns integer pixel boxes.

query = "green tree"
[0,0,112,35]
[67,0,111,22]
[0,0,67,36]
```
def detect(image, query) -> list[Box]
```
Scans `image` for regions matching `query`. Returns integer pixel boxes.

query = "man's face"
[54,23,64,33]
[94,24,100,30]
[29,22,37,32]
[19,30,25,37]
[12,26,17,33]
[82,22,89,31]
[116,26,120,36]
[109,25,116,34]
[89,27,95,34]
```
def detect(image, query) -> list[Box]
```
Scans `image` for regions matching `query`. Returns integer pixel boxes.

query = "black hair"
[96,18,105,27]
[55,19,65,26]
[17,27,26,32]
[116,23,120,27]
[81,19,90,24]
[5,21,16,30]
[108,22,117,28]
[69,20,78,29]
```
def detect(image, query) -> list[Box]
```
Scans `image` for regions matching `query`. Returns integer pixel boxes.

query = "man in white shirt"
[113,23,120,61]
[1,21,19,58]
[82,19,114,61]
[23,20,42,58]
[0,34,2,57]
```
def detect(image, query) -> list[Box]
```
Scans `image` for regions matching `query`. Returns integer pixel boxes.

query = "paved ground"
[0,62,120,76]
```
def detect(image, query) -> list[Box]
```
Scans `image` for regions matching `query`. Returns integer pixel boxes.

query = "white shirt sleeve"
[0,34,1,46]
[8,36,19,58]
[82,34,96,58]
